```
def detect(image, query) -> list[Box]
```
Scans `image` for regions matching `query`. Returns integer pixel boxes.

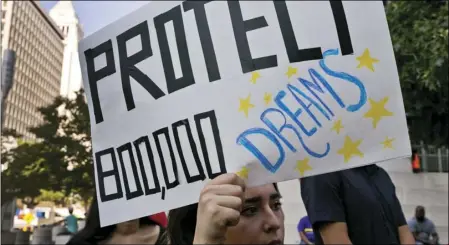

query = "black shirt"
[300,164,407,244]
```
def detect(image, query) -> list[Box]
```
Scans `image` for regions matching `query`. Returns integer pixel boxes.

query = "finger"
[210,173,246,192]
[217,207,241,228]
[232,173,246,194]
[213,195,242,211]
[204,184,244,197]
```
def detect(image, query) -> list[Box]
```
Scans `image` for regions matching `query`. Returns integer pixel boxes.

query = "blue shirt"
[408,217,436,241]
[65,214,78,234]
[297,216,315,243]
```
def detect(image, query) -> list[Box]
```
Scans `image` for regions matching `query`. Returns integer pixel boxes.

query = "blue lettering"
[287,84,330,128]
[261,107,297,152]
[236,48,366,169]
[236,128,285,173]
[320,48,367,112]
[274,91,316,137]
[298,68,343,115]
[260,107,330,159]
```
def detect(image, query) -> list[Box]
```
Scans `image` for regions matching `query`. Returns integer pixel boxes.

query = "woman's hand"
[193,173,246,244]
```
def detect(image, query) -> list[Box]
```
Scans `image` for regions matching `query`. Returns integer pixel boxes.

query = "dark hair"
[415,205,425,212]
[67,196,158,245]
[166,183,279,244]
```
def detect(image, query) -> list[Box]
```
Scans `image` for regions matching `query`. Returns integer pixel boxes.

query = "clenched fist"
[193,173,246,244]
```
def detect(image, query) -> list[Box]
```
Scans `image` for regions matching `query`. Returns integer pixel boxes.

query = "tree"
[386,1,448,146]
[1,128,21,169]
[1,90,94,207]
[1,140,53,206]
[57,90,94,208]
[34,190,68,206]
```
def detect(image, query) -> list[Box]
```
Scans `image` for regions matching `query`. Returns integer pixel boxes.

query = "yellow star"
[331,119,344,134]
[238,94,255,118]
[250,71,261,84]
[381,136,395,149]
[236,166,249,179]
[263,92,272,106]
[295,158,312,177]
[337,135,364,163]
[285,66,298,78]
[356,48,379,72]
[363,97,394,129]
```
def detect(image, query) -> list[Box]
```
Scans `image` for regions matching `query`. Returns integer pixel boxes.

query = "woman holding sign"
[165,173,284,244]
[66,197,166,245]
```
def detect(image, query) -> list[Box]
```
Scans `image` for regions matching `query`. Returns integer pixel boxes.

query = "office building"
[1,1,64,140]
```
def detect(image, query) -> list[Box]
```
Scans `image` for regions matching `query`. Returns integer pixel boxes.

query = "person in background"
[411,149,422,174]
[54,207,79,234]
[65,207,79,234]
[300,164,415,244]
[66,197,165,245]
[408,206,439,245]
[165,173,284,244]
[298,215,315,244]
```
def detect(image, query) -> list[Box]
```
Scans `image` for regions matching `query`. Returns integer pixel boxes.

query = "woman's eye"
[272,201,282,211]
[241,207,258,216]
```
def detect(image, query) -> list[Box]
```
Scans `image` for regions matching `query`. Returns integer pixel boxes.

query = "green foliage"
[1,128,21,166]
[1,90,94,205]
[1,141,53,205]
[34,190,67,206]
[386,1,448,146]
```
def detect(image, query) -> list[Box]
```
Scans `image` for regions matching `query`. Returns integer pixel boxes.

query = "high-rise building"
[1,1,64,140]
[49,0,83,99]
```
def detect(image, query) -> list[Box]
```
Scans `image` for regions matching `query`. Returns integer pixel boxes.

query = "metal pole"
[1,49,17,130]
[446,148,449,172]
[437,148,443,173]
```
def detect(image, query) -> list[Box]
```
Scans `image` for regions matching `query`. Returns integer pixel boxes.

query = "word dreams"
[84,0,354,124]
[95,110,226,203]
[237,49,368,173]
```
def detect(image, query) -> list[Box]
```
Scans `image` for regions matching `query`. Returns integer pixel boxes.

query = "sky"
[40,1,149,37]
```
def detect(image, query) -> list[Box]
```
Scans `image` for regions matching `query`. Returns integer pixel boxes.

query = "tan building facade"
[1,1,64,140]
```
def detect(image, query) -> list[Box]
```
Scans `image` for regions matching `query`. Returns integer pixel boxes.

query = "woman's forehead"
[245,184,278,199]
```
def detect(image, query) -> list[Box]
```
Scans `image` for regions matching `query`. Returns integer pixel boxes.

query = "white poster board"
[79,0,411,226]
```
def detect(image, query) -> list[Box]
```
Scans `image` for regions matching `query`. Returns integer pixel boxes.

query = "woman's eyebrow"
[270,193,282,200]
[244,196,262,204]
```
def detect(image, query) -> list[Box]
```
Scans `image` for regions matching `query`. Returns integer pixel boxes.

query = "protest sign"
[79,0,411,226]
